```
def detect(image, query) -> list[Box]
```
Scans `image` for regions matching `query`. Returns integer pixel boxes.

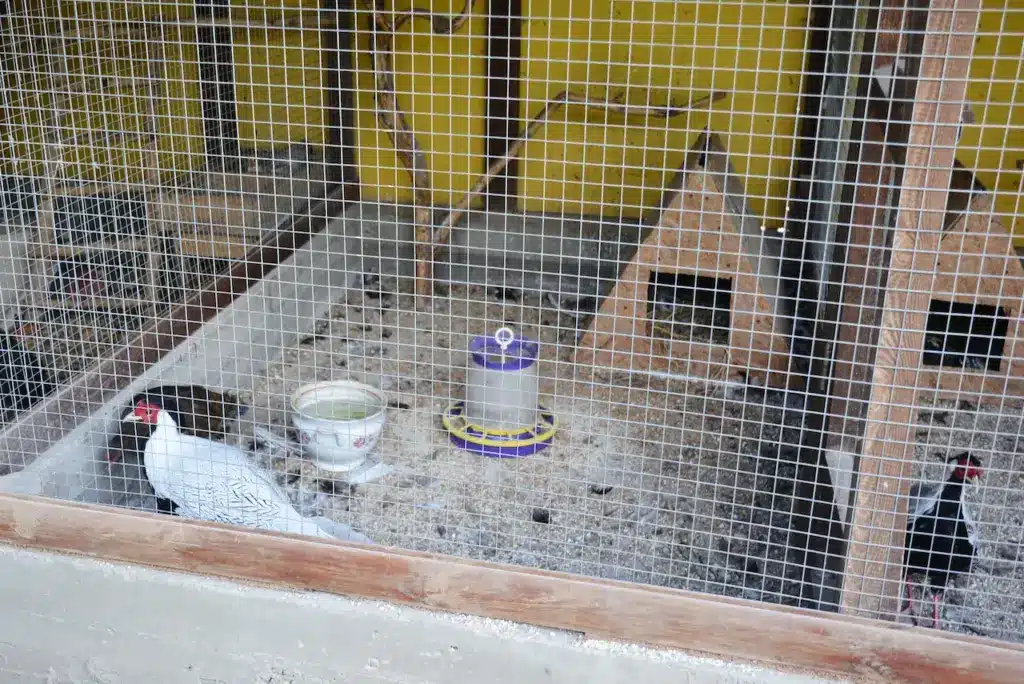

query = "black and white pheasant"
[104,385,244,515]
[105,391,373,544]
[903,451,983,628]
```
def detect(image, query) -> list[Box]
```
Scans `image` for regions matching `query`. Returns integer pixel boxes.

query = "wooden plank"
[321,0,362,206]
[0,493,1021,683]
[484,0,522,209]
[841,0,982,620]
[36,193,262,258]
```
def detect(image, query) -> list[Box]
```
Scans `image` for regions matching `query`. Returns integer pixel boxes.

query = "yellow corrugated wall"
[519,0,809,227]
[3,0,1020,239]
[352,0,490,206]
[959,1,1024,243]
[4,1,327,184]
[234,24,327,148]
[4,2,206,184]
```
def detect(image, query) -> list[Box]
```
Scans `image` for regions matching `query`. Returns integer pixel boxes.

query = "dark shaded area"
[0,333,54,423]
[924,300,1009,373]
[769,0,884,612]
[196,0,241,171]
[647,271,732,346]
[47,249,151,305]
[322,0,363,206]
[51,193,149,246]
[484,0,522,208]
[0,175,38,226]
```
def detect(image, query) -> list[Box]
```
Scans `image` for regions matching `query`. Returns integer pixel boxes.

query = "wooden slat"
[321,0,362,205]
[0,493,1021,683]
[484,0,523,209]
[841,0,982,619]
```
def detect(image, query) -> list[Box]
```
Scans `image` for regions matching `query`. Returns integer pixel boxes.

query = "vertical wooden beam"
[322,0,362,210]
[484,0,522,210]
[841,0,981,619]
[196,0,240,171]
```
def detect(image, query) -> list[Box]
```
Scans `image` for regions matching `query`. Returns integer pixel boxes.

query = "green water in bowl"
[305,400,378,421]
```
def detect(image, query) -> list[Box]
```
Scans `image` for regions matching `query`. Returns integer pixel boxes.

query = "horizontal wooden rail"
[0,493,1020,683]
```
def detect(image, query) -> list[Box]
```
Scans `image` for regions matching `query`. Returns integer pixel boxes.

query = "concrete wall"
[0,544,843,683]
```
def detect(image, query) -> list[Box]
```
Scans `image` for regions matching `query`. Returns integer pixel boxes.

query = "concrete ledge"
[0,544,839,684]
[347,202,646,298]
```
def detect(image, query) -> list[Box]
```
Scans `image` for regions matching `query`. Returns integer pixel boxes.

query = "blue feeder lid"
[469,328,539,371]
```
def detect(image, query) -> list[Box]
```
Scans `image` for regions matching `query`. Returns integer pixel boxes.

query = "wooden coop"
[575,131,789,386]
[919,195,1024,404]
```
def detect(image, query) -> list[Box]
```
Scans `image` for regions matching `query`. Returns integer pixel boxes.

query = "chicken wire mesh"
[0,0,1020,645]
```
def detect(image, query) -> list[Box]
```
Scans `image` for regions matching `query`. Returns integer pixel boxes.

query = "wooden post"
[484,0,522,210]
[841,0,981,619]
[322,0,362,208]
[196,0,241,171]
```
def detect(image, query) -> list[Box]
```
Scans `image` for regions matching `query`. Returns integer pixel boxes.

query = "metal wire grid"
[0,0,1019,644]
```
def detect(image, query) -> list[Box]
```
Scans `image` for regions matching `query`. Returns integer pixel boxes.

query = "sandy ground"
[194,276,1024,644]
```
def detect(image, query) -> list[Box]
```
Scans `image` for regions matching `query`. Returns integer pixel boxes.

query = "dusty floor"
[175,275,1024,644]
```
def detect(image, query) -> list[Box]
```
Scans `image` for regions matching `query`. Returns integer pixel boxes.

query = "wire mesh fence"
[0,0,1021,648]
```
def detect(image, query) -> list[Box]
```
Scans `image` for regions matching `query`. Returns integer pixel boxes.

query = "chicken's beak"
[122,413,142,423]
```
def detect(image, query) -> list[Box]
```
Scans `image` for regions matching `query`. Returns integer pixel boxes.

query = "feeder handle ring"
[494,327,515,352]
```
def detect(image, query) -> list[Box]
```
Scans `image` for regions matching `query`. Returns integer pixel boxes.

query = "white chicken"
[121,399,373,544]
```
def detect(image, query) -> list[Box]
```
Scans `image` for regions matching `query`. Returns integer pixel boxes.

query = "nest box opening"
[647,271,732,346]
[923,298,1009,373]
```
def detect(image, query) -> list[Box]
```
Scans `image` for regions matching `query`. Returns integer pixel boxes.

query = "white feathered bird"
[117,399,373,544]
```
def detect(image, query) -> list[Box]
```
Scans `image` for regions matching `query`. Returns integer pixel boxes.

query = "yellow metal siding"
[233,27,327,148]
[4,1,327,185]
[519,0,809,226]
[5,2,207,184]
[959,2,1024,242]
[3,0,1017,239]
[352,0,490,206]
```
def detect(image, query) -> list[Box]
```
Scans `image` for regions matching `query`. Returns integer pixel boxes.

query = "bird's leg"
[932,591,943,629]
[903,577,914,613]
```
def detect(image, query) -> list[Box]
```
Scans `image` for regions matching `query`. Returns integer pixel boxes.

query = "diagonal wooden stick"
[363,0,477,296]
[363,0,725,296]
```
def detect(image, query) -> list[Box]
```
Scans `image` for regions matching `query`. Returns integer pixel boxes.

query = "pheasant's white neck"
[145,410,182,462]
[152,409,179,431]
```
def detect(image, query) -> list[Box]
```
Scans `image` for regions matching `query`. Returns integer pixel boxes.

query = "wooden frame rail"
[0,493,1021,683]
[842,0,982,618]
